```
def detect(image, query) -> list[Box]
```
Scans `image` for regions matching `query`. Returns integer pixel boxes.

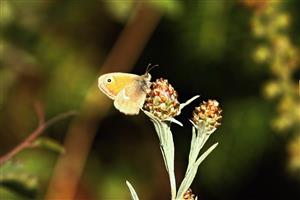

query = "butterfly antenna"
[146,63,152,72]
[146,63,159,73]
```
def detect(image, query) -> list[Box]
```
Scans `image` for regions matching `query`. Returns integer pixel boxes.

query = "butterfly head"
[98,73,118,99]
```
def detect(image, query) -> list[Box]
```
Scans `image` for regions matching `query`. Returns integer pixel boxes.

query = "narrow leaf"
[177,143,218,199]
[180,95,200,110]
[31,137,65,154]
[126,180,139,200]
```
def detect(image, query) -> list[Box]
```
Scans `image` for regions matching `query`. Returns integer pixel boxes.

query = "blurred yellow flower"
[263,81,281,99]
[250,0,300,172]
[253,46,271,63]
[275,13,291,28]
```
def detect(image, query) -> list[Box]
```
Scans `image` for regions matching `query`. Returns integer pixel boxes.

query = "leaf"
[143,110,177,199]
[180,95,200,111]
[151,118,177,198]
[0,161,39,197]
[186,124,210,174]
[176,143,218,199]
[126,180,139,200]
[31,137,65,154]
[168,117,183,126]
[187,126,199,173]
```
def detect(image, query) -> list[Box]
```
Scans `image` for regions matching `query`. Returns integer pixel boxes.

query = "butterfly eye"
[106,78,112,83]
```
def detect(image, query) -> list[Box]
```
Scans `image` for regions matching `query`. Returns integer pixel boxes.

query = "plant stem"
[0,111,78,165]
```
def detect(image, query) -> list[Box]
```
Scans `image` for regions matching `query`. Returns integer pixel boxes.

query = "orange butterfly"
[98,72,151,115]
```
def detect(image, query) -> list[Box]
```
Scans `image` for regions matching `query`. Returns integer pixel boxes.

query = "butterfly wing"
[98,73,141,100]
[98,72,151,115]
[114,80,147,115]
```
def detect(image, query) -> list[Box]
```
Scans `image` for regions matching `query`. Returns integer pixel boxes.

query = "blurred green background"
[1,0,300,200]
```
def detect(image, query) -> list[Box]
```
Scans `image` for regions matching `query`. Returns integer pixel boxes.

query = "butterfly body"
[98,72,151,115]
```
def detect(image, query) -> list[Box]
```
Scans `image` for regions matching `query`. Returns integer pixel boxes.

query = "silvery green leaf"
[186,124,208,173]
[126,180,139,200]
[195,143,218,165]
[168,117,183,126]
[189,126,197,161]
[176,143,218,199]
[151,119,177,199]
[143,110,177,199]
[186,120,218,174]
[187,126,197,173]
[180,95,200,110]
[142,109,183,126]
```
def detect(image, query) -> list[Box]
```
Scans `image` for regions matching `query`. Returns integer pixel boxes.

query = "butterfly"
[98,65,156,115]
